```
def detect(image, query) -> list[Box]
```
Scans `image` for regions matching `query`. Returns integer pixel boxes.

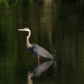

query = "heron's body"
[28,43,54,59]
[18,27,54,61]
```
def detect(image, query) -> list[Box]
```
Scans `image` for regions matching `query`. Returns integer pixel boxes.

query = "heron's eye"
[24,28,27,30]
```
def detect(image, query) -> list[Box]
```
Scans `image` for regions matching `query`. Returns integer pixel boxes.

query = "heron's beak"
[18,29,24,31]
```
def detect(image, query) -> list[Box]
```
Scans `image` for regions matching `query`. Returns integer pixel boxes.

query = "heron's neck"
[26,32,32,48]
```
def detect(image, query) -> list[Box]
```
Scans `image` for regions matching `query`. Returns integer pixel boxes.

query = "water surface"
[0,0,84,84]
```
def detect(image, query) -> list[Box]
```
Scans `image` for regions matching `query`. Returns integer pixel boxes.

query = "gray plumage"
[31,44,54,59]
[18,27,54,59]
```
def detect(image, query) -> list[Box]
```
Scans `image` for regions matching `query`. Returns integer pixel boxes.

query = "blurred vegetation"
[0,0,84,84]
[0,0,83,7]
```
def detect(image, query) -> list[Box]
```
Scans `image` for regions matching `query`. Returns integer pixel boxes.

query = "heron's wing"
[32,44,53,59]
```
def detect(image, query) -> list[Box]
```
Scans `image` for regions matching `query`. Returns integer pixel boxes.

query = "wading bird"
[18,27,54,63]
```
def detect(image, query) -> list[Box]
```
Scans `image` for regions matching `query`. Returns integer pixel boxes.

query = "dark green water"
[0,0,84,84]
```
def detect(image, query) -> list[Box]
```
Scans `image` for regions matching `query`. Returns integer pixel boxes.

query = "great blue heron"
[18,27,54,62]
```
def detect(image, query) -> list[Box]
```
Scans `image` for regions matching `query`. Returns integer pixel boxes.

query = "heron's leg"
[38,56,40,60]
[38,56,40,64]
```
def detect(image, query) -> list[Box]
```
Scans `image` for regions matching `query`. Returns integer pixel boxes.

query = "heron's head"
[18,27,30,32]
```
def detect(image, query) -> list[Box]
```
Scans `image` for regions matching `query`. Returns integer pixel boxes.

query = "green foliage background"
[0,0,84,84]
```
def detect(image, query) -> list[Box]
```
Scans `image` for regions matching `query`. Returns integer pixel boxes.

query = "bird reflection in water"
[27,60,53,84]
